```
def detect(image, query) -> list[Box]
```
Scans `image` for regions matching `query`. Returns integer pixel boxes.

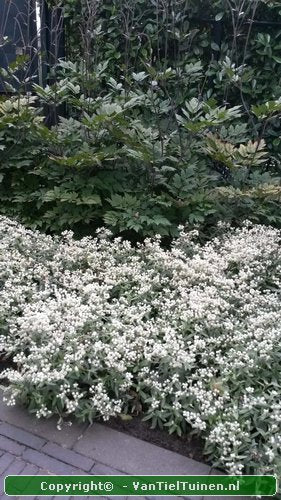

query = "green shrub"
[0,0,281,237]
[1,216,281,478]
[0,77,280,238]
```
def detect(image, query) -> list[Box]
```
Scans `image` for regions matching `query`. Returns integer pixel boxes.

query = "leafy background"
[0,0,281,239]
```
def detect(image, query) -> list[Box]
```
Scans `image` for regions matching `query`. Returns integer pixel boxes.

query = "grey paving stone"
[181,496,204,500]
[22,449,77,476]
[37,469,54,477]
[204,496,248,500]
[0,496,19,500]
[0,454,15,475]
[34,475,63,499]
[69,469,89,476]
[0,422,45,450]
[181,493,247,499]
[52,497,72,500]
[0,436,25,456]
[128,497,151,500]
[14,464,41,500]
[35,496,54,500]
[182,497,246,500]
[104,497,127,500]
[0,457,26,495]
[91,462,127,475]
[74,424,211,475]
[147,497,182,499]
[1,457,25,476]
[70,496,112,500]
[21,462,40,475]
[69,498,110,500]
[0,393,242,500]
[195,468,249,500]
[0,398,87,449]
[105,497,129,500]
[42,442,94,471]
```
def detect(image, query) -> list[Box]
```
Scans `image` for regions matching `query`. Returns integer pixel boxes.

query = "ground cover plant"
[1,0,281,488]
[0,215,281,478]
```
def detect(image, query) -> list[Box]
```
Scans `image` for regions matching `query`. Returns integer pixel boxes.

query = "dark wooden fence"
[0,0,64,92]
[0,1,280,107]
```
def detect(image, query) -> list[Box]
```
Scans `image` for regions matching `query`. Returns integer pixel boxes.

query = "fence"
[0,0,64,92]
[0,0,280,111]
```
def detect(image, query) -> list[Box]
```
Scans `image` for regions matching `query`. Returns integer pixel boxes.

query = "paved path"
[0,395,245,500]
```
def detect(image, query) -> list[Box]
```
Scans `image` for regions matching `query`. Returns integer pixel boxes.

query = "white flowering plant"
[0,216,281,477]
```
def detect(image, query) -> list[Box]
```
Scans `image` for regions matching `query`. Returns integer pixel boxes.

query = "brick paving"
[0,397,247,500]
[0,424,123,500]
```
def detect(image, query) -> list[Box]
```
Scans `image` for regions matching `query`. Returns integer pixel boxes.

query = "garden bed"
[0,354,206,462]
[106,415,206,463]
[0,216,280,479]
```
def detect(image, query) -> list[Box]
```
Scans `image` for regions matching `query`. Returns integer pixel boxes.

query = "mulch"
[105,414,207,464]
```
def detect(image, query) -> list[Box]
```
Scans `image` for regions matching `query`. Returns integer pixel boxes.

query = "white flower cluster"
[0,216,281,477]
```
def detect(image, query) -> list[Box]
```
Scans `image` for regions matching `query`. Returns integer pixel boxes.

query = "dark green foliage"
[0,0,280,238]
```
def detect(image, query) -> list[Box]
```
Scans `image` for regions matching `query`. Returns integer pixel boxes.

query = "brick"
[126,498,152,500]
[180,469,249,500]
[14,464,41,500]
[42,442,94,471]
[0,392,245,500]
[22,449,76,475]
[0,457,26,495]
[0,453,14,475]
[21,462,40,475]
[0,422,45,450]
[52,497,72,500]
[74,424,211,475]
[147,497,181,500]
[181,497,247,500]
[0,496,19,500]
[0,398,87,448]
[181,495,202,499]
[1,456,25,475]
[106,497,129,500]
[0,435,25,456]
[35,472,55,500]
[35,496,55,500]
[91,462,127,476]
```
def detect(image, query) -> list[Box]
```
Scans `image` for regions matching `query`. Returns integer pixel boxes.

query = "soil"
[0,356,16,380]
[105,414,208,465]
[0,358,207,465]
